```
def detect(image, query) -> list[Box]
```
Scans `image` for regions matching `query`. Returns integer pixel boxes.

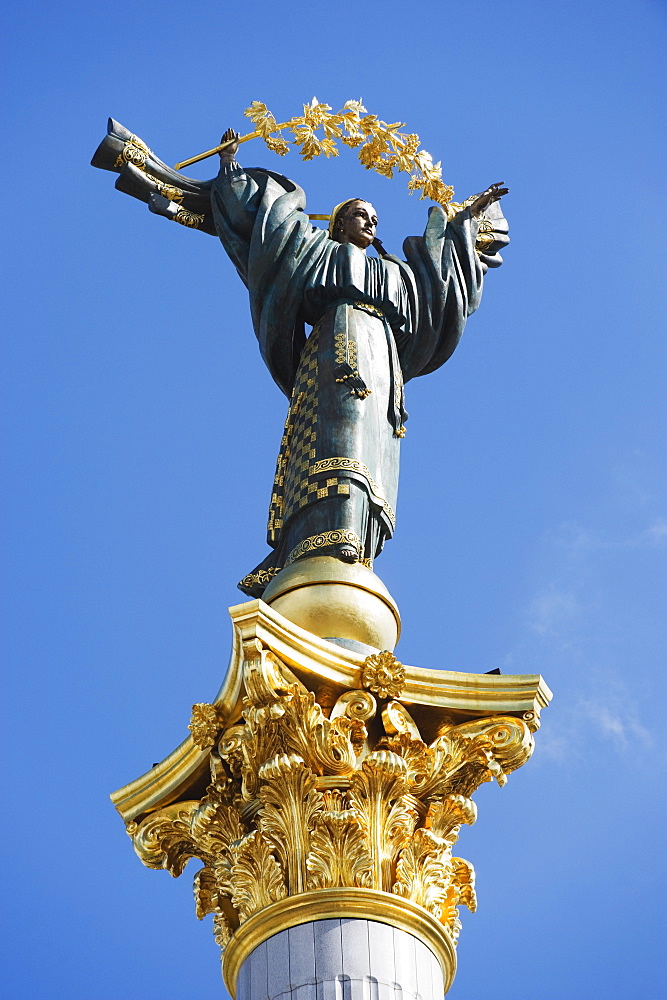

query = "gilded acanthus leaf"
[393,827,453,919]
[451,857,477,913]
[193,865,219,919]
[190,785,244,859]
[330,714,367,755]
[190,786,245,897]
[231,831,287,922]
[213,911,234,952]
[379,731,432,786]
[426,795,477,844]
[306,790,374,890]
[411,728,495,800]
[440,858,477,943]
[275,685,359,775]
[221,706,283,801]
[258,754,322,895]
[349,751,417,891]
[132,802,201,876]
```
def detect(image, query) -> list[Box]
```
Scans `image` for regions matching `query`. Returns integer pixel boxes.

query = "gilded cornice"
[111,600,551,823]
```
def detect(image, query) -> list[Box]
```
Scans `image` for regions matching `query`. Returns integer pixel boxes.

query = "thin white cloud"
[577,697,653,751]
[549,517,667,553]
[644,518,667,544]
[532,690,654,768]
[527,584,581,636]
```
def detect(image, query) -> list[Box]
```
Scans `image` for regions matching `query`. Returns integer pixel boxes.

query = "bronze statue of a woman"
[92,120,508,598]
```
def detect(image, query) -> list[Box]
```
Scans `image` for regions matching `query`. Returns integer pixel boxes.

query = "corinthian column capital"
[114,600,551,996]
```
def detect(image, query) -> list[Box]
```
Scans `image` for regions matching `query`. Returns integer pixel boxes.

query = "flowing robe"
[210,161,508,596]
[91,121,509,596]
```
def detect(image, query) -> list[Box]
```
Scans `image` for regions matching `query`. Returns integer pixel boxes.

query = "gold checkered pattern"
[266,312,395,548]
[267,321,359,544]
[267,324,320,542]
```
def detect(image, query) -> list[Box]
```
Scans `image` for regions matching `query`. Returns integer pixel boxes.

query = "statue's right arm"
[212,128,261,240]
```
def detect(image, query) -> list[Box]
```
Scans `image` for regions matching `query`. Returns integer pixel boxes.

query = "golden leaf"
[349,751,417,891]
[426,795,477,843]
[193,865,219,919]
[190,793,245,866]
[319,138,340,159]
[342,99,367,115]
[132,802,201,876]
[359,114,379,136]
[300,136,323,160]
[322,119,344,140]
[379,731,431,787]
[451,857,477,912]
[231,831,287,922]
[306,790,374,890]
[244,101,275,128]
[393,827,453,918]
[375,157,398,180]
[330,714,367,755]
[270,684,359,775]
[340,134,365,148]
[258,754,322,894]
[213,911,234,951]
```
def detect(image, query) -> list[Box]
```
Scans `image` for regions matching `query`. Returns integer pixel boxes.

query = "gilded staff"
[174,122,293,171]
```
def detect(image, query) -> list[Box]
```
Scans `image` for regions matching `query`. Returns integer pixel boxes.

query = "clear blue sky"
[4,1,666,997]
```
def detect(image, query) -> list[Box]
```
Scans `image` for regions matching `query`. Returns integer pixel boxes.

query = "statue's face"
[336,200,378,250]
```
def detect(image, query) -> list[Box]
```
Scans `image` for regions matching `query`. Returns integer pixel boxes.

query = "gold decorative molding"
[114,602,551,995]
[111,600,551,822]
[221,888,459,997]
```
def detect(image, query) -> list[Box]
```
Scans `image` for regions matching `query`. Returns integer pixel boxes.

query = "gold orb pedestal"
[261,556,401,651]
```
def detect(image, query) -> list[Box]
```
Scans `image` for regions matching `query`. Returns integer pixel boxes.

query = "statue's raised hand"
[219,128,240,163]
[469,182,509,219]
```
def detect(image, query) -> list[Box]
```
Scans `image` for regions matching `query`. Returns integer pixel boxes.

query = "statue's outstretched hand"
[219,128,240,163]
[469,182,509,219]
[148,192,178,220]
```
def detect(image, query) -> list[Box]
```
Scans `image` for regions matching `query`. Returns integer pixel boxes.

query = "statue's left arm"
[395,190,509,382]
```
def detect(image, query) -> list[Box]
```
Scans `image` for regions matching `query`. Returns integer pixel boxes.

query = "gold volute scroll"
[115,600,552,996]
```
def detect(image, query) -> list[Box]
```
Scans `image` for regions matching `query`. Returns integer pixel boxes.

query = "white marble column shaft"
[236,919,444,1000]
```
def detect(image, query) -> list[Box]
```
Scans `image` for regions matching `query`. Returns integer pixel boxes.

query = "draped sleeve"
[211,161,331,398]
[392,201,509,383]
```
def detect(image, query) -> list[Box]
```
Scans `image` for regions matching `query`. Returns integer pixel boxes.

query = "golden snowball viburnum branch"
[174,98,456,211]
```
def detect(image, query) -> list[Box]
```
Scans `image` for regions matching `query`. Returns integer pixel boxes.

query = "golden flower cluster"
[244,98,455,209]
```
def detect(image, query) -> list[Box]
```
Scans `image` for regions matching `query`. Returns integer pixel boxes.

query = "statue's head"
[329,199,378,250]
